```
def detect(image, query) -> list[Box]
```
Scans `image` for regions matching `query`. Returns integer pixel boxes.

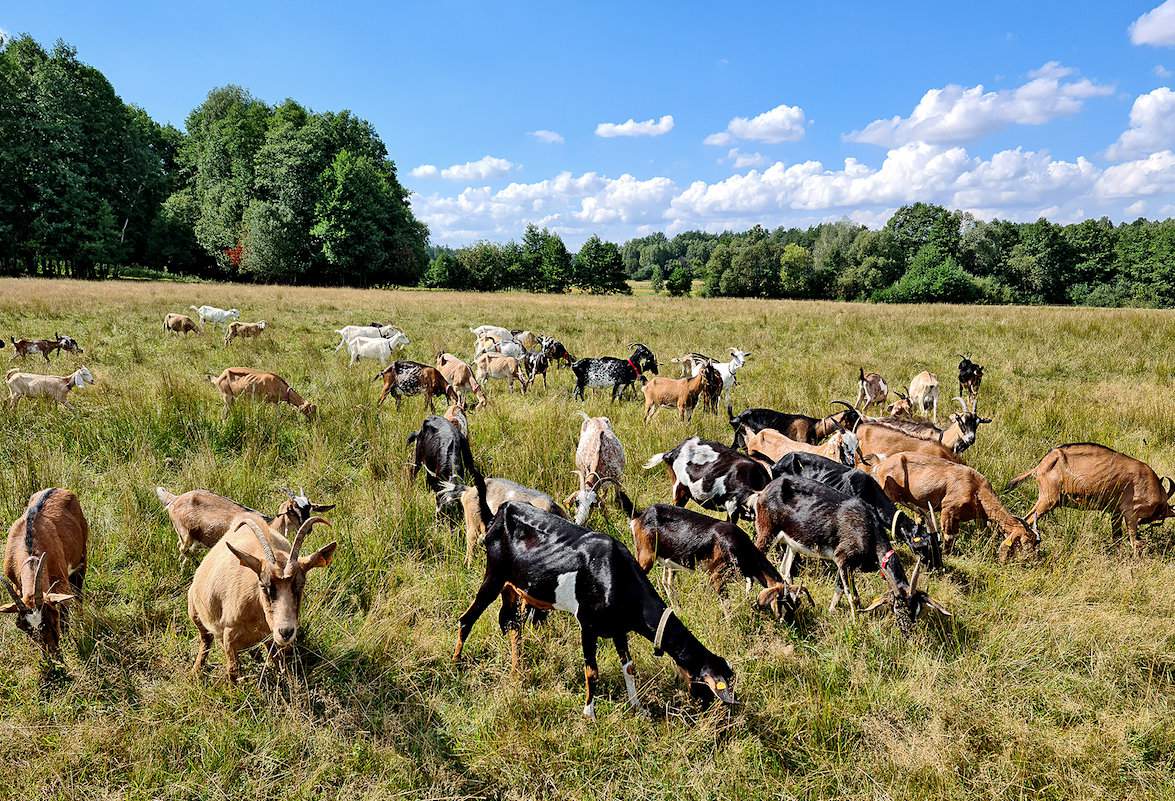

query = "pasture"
[1,277,1174,800]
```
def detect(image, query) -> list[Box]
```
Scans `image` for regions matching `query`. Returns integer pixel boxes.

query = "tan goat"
[641,372,707,422]
[437,477,568,566]
[744,426,861,468]
[164,313,201,335]
[1,488,89,659]
[854,421,963,463]
[567,411,626,526]
[224,320,267,346]
[474,353,529,394]
[436,353,488,407]
[188,515,335,682]
[6,366,95,407]
[209,368,316,418]
[854,368,888,412]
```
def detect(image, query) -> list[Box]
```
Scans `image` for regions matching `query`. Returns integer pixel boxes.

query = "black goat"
[752,475,950,635]
[453,499,736,718]
[407,415,482,506]
[643,437,770,524]
[958,355,984,399]
[770,452,942,569]
[729,402,860,449]
[571,343,657,401]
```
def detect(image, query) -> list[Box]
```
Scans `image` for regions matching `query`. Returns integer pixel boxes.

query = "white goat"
[6,366,95,407]
[347,332,411,366]
[474,335,525,360]
[690,348,750,403]
[470,325,517,344]
[189,305,240,326]
[334,324,402,351]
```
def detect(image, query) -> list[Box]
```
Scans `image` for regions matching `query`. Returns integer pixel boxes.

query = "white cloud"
[846,62,1113,146]
[410,164,438,178]
[1106,87,1175,160]
[0,27,9,44]
[1131,1,1175,47]
[1096,150,1175,197]
[723,149,767,169]
[529,129,564,144]
[705,103,806,146]
[575,174,676,225]
[1126,200,1147,216]
[1156,64,1173,78]
[595,115,675,138]
[439,155,516,181]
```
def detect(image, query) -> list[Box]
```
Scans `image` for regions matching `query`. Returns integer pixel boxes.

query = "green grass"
[1,277,1173,800]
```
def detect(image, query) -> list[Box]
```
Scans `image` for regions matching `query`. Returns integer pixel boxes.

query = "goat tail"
[5,368,18,381]
[1004,467,1036,492]
[155,486,176,507]
[642,451,666,470]
[576,410,589,423]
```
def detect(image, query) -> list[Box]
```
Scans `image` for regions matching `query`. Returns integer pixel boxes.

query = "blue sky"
[6,2,1175,246]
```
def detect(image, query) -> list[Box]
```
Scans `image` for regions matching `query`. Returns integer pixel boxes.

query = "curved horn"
[287,516,331,574]
[32,554,46,607]
[909,557,922,593]
[1,575,25,610]
[890,510,900,543]
[926,503,939,533]
[952,396,967,413]
[242,520,277,566]
[281,487,296,501]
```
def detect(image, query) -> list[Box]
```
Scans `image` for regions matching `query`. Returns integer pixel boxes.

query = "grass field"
[1,277,1174,801]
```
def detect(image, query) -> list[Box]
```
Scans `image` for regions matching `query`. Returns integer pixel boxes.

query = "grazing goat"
[567,412,626,526]
[520,350,550,389]
[156,486,334,559]
[1006,443,1175,555]
[540,336,574,367]
[209,368,316,418]
[348,332,411,366]
[1,489,88,659]
[571,343,657,401]
[407,413,482,502]
[334,324,402,351]
[871,453,1034,560]
[678,349,750,404]
[223,320,267,346]
[890,371,939,423]
[855,368,888,412]
[188,515,335,682]
[436,353,488,407]
[867,396,990,455]
[470,325,517,344]
[512,330,541,351]
[437,476,568,566]
[475,353,530,394]
[753,476,950,635]
[6,366,95,407]
[771,452,940,569]
[164,313,201,335]
[744,426,860,468]
[644,437,770,524]
[958,355,984,399]
[475,335,526,360]
[729,402,860,448]
[189,305,240,326]
[854,421,963,463]
[376,361,458,410]
[642,371,707,422]
[10,333,82,362]
[454,498,737,718]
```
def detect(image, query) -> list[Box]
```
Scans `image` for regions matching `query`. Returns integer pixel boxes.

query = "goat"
[164,313,201,335]
[156,486,334,559]
[729,402,860,448]
[436,476,568,566]
[1006,443,1175,556]
[454,497,736,719]
[855,368,888,412]
[475,335,526,360]
[771,452,940,569]
[854,421,963,464]
[512,330,541,351]
[540,336,574,367]
[334,324,403,351]
[871,452,1035,561]
[474,354,530,394]
[223,320,267,346]
[188,515,335,682]
[571,343,657,401]
[644,437,770,524]
[520,350,550,389]
[407,413,482,502]
[958,355,984,399]
[1,489,89,659]
[348,332,411,366]
[744,426,860,468]
[10,333,82,362]
[436,353,488,407]
[752,476,950,635]
[904,371,940,423]
[641,371,707,422]
[209,368,316,418]
[376,361,458,410]
[6,366,96,407]
[470,325,517,344]
[686,349,750,404]
[865,396,990,456]
[189,305,240,326]
[567,412,626,526]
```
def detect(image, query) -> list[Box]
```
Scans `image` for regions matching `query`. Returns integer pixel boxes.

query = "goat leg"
[581,629,599,719]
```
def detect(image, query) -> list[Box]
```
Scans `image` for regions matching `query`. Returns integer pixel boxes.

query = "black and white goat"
[540,336,574,368]
[729,402,860,449]
[752,475,951,635]
[958,355,984,399]
[571,343,657,401]
[453,496,736,718]
[407,413,482,508]
[770,452,942,569]
[643,437,770,524]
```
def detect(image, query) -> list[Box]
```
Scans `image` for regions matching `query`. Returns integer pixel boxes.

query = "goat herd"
[4,304,1174,720]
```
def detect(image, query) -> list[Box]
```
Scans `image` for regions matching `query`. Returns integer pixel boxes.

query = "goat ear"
[311,503,336,513]
[300,541,338,572]
[978,417,992,424]
[45,592,75,605]
[0,603,19,614]
[226,542,265,576]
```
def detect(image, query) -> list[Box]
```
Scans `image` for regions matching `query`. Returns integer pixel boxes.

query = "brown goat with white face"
[567,411,626,526]
[209,368,316,418]
[2,489,89,660]
[744,426,861,469]
[854,421,963,464]
[188,515,336,682]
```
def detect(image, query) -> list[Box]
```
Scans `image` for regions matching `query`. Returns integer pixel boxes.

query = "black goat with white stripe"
[571,343,657,401]
[643,437,770,524]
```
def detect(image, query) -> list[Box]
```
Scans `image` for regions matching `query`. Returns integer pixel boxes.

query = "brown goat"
[1,489,89,659]
[854,368,888,412]
[744,426,861,469]
[223,320,267,346]
[1006,443,1175,555]
[870,453,1035,560]
[164,313,201,335]
[474,353,529,394]
[436,353,488,407]
[209,368,316,418]
[855,421,963,463]
[641,372,707,422]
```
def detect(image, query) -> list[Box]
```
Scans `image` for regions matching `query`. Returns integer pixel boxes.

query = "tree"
[874,245,982,304]
[665,263,692,296]
[779,243,819,298]
[573,235,630,294]
[649,263,664,293]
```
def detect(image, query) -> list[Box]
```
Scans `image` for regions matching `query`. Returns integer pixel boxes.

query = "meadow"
[1,277,1174,801]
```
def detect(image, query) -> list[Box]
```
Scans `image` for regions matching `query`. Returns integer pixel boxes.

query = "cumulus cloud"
[1131,1,1175,47]
[410,164,438,178]
[846,62,1112,147]
[723,149,767,169]
[1106,87,1175,160]
[595,115,674,138]
[704,103,806,146]
[1096,150,1175,197]
[529,129,564,144]
[1156,64,1173,78]
[439,155,516,181]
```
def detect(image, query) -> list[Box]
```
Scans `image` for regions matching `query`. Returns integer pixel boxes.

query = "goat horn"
[921,595,953,617]
[282,487,296,500]
[287,516,331,574]
[890,510,900,543]
[243,520,277,566]
[862,595,889,614]
[926,503,939,533]
[909,556,922,593]
[952,397,967,412]
[1,575,25,610]
[32,554,46,607]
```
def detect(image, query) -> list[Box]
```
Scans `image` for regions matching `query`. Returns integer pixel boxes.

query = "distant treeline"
[3,35,1175,306]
